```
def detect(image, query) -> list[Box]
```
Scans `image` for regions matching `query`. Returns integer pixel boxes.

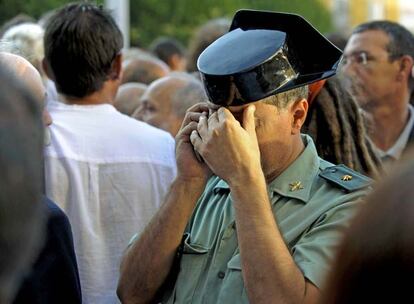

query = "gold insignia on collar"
[289,181,304,192]
[341,175,353,181]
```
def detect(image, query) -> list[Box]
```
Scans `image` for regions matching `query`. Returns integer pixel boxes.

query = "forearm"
[117,177,206,304]
[230,173,311,304]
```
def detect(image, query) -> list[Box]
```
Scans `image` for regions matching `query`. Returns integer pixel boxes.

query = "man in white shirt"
[342,20,414,163]
[42,4,176,303]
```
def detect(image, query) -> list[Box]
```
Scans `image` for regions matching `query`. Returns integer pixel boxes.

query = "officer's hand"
[190,105,262,186]
[175,102,215,183]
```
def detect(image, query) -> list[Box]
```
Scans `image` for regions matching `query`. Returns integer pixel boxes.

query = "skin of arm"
[117,103,213,304]
[191,105,319,304]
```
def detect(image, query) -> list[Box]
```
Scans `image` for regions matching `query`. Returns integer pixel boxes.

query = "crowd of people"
[0,2,414,304]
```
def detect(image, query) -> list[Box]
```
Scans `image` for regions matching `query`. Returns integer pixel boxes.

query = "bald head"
[0,52,45,105]
[114,82,147,116]
[122,55,170,85]
[136,74,206,136]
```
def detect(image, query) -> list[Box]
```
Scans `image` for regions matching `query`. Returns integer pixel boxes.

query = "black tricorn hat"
[197,10,343,106]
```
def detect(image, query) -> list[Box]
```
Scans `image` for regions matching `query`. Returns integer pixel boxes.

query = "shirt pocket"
[216,254,249,304]
[172,235,210,303]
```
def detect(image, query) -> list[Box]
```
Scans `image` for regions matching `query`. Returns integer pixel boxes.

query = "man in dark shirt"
[13,198,81,304]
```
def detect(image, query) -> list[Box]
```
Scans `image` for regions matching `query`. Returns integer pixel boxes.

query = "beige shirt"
[163,135,369,303]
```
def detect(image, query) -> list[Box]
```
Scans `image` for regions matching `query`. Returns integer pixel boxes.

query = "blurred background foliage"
[0,0,332,47]
[130,0,332,46]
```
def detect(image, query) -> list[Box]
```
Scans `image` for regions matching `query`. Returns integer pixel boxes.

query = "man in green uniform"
[117,10,371,304]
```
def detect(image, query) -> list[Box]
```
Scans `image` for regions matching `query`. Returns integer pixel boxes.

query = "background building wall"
[328,0,413,32]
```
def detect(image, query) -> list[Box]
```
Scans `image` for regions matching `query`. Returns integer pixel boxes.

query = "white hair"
[2,23,44,71]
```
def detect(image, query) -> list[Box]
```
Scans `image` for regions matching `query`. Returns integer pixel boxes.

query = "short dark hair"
[0,64,45,303]
[149,37,186,64]
[353,20,414,62]
[44,3,123,98]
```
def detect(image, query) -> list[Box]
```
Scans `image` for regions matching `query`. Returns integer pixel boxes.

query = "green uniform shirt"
[164,135,370,303]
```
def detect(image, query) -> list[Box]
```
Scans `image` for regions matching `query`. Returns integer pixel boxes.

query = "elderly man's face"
[341,30,402,109]
[136,80,182,136]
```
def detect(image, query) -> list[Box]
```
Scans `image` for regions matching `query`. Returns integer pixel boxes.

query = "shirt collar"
[213,135,320,204]
[48,99,117,113]
[378,104,414,160]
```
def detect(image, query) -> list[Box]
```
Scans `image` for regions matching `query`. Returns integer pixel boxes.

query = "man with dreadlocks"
[303,77,382,178]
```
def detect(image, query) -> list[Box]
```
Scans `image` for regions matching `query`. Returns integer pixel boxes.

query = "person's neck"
[263,135,305,183]
[366,96,410,152]
[63,82,118,106]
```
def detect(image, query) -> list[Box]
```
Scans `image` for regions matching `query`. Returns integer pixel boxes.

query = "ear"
[110,53,123,80]
[397,55,414,82]
[290,98,308,135]
[42,58,55,81]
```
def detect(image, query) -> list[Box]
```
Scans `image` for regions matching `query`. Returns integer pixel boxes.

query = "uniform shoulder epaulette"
[319,164,372,192]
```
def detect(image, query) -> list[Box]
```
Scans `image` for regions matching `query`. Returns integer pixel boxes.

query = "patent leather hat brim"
[197,9,343,106]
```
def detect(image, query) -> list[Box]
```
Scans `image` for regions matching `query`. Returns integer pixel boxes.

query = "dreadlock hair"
[302,77,382,178]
